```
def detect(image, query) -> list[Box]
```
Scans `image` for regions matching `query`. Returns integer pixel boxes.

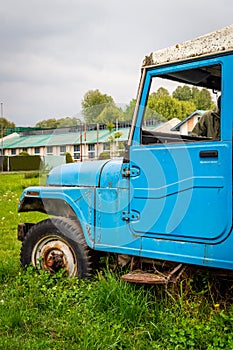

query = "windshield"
[141,64,221,144]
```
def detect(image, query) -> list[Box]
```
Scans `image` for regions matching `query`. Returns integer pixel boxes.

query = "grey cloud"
[0,0,233,125]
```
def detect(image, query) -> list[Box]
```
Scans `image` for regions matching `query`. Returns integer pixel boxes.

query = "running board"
[122,263,185,284]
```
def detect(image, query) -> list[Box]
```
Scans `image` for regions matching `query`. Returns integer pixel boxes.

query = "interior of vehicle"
[141,64,221,145]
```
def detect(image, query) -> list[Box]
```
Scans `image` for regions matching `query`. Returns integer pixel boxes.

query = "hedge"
[3,156,41,171]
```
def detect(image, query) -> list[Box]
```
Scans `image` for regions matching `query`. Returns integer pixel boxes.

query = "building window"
[34,147,40,154]
[46,146,53,154]
[88,144,95,159]
[103,143,110,151]
[73,145,80,160]
[60,145,66,155]
[11,149,16,155]
[22,148,28,153]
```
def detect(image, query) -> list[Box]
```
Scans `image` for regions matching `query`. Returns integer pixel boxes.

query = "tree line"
[1,86,215,132]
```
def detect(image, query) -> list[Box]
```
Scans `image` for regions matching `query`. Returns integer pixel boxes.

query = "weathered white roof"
[143,25,233,67]
[153,118,181,133]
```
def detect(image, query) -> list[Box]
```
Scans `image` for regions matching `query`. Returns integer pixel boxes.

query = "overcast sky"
[0,0,233,126]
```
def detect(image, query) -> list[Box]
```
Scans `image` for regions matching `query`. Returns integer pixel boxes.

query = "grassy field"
[0,173,233,349]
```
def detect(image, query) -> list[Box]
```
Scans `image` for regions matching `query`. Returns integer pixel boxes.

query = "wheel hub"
[45,251,64,271]
[32,235,78,276]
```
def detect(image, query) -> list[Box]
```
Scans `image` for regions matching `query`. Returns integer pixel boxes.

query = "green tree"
[148,85,215,121]
[65,152,73,163]
[106,122,114,133]
[108,130,123,158]
[144,103,164,121]
[36,118,58,129]
[193,88,215,110]
[35,117,79,129]
[124,99,136,121]
[57,117,79,127]
[153,87,170,98]
[96,105,124,124]
[180,100,197,119]
[98,151,110,160]
[19,151,30,156]
[172,85,193,101]
[191,87,199,101]
[0,117,15,137]
[147,93,195,121]
[108,131,123,143]
[81,89,114,124]
[173,85,214,110]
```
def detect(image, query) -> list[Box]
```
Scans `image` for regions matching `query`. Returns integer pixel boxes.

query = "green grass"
[0,172,233,349]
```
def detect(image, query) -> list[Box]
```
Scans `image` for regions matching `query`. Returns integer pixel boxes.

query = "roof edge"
[143,25,233,67]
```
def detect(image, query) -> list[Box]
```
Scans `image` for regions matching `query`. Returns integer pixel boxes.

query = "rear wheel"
[20,217,91,278]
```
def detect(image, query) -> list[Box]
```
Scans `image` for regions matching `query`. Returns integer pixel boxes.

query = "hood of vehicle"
[46,159,111,187]
[46,159,123,187]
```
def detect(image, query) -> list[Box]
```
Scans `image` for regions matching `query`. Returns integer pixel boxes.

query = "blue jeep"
[18,25,233,282]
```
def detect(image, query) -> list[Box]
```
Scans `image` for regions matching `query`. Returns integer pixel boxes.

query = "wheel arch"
[18,197,95,248]
[19,196,76,217]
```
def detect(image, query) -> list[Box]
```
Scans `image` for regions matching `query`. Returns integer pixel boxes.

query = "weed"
[24,171,40,179]
[0,173,233,349]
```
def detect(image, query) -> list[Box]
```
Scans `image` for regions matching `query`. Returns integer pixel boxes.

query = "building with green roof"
[1,122,130,161]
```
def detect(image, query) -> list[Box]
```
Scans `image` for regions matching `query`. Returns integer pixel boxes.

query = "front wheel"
[20,217,91,278]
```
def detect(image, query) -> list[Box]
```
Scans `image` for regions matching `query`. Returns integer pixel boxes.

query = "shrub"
[98,151,110,160]
[65,152,73,163]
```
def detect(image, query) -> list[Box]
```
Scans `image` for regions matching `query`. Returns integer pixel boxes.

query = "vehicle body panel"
[46,159,110,187]
[19,186,96,247]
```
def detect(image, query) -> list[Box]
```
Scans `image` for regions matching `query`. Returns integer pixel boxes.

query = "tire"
[20,217,91,278]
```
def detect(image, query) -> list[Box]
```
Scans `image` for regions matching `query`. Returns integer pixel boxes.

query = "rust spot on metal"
[143,53,153,66]
[122,263,185,284]
[86,224,93,242]
[142,25,233,67]
[43,246,66,272]
[122,271,167,284]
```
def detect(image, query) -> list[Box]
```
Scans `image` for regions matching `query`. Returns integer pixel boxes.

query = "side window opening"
[141,64,221,145]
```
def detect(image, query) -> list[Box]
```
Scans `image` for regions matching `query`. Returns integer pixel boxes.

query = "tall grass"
[0,173,233,349]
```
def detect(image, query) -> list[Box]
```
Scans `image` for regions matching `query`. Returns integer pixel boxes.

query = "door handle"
[199,150,218,158]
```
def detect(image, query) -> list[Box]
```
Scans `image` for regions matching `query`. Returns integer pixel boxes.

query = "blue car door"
[128,58,232,244]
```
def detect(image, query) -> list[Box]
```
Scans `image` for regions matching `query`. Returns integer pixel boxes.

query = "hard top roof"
[143,25,233,67]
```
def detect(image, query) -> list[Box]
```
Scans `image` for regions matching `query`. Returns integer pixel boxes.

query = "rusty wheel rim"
[32,235,78,276]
